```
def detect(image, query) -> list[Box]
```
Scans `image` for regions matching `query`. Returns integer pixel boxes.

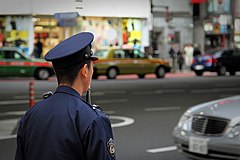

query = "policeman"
[15,32,116,160]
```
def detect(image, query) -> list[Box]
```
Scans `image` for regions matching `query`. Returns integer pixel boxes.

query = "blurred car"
[0,47,54,80]
[92,47,171,79]
[172,95,240,160]
[191,48,240,76]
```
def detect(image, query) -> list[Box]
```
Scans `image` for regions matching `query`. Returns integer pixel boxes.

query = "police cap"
[44,32,98,69]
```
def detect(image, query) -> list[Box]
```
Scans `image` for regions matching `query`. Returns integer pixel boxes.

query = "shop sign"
[58,19,77,27]
[54,12,79,27]
[207,0,230,14]
[191,0,206,3]
[54,12,79,20]
[236,0,240,17]
[235,19,240,34]
[234,35,240,42]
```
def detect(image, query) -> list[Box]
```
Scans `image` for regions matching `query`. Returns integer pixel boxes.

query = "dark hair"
[54,60,91,86]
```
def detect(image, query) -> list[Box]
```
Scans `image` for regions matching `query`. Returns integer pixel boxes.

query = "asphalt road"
[0,75,240,160]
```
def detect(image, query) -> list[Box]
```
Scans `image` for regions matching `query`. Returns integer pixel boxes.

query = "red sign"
[191,0,207,3]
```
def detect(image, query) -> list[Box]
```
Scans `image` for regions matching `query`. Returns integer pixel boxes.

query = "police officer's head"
[44,32,98,91]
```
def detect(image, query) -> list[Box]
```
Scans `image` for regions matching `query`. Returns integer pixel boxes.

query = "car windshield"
[94,49,109,58]
[205,48,222,55]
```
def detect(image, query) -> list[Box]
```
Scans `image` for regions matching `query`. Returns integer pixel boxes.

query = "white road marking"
[0,99,41,105]
[104,90,126,94]
[0,114,134,140]
[147,146,177,153]
[144,106,181,112]
[132,91,155,95]
[156,89,186,94]
[217,88,240,92]
[91,92,105,96]
[14,94,43,99]
[0,100,28,105]
[14,95,29,99]
[109,115,135,128]
[133,89,186,95]
[96,99,128,104]
[190,89,218,93]
[0,119,19,137]
[0,111,26,116]
[0,134,17,140]
[104,110,116,114]
[1,98,128,106]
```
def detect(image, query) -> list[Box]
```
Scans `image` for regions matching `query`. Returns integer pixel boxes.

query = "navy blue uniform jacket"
[15,86,116,160]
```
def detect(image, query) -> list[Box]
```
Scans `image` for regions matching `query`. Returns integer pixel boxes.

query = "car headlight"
[227,124,240,139]
[177,110,192,130]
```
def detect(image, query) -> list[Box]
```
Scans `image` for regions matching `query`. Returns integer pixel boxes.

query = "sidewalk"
[165,70,195,78]
[165,66,218,78]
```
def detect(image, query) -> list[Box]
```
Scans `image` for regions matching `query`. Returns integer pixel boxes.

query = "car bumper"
[191,65,216,72]
[173,127,240,160]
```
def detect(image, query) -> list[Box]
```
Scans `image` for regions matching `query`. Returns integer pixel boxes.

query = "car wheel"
[138,74,145,78]
[35,68,50,80]
[107,67,118,79]
[155,66,165,78]
[194,70,203,76]
[217,65,226,76]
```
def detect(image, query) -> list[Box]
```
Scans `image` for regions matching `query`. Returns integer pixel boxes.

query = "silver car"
[172,95,240,160]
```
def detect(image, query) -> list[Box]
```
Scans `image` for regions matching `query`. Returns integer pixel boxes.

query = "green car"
[0,47,55,80]
[93,48,171,79]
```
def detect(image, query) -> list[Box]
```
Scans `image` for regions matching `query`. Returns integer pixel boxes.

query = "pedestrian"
[35,38,43,57]
[15,32,116,160]
[169,44,177,72]
[193,47,201,57]
[177,49,184,71]
[32,38,43,58]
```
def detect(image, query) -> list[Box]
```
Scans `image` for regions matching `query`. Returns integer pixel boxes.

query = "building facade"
[151,0,194,60]
[0,0,151,56]
[0,0,238,59]
[191,0,238,52]
[234,0,240,48]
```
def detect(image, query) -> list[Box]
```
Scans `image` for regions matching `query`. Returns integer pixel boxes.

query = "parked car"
[191,48,240,76]
[0,47,54,80]
[92,47,171,79]
[172,95,240,160]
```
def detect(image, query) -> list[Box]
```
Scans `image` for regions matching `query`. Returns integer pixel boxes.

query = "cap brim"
[90,56,99,61]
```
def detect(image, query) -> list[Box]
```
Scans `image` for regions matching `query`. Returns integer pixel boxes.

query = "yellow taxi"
[93,47,171,79]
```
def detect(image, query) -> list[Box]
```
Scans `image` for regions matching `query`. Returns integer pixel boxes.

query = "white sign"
[235,19,240,34]
[189,136,208,155]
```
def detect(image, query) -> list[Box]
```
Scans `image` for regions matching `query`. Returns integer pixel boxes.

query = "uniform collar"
[55,85,82,99]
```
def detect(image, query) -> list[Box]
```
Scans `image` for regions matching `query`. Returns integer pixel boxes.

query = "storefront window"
[0,16,30,54]
[122,18,142,49]
[235,18,240,48]
[76,17,143,50]
[204,0,232,50]
[33,16,60,57]
[207,0,230,14]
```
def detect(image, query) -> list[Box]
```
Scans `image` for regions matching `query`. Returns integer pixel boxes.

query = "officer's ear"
[80,64,88,78]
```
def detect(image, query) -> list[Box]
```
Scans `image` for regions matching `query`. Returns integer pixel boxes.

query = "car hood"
[188,95,240,125]
[194,54,213,60]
